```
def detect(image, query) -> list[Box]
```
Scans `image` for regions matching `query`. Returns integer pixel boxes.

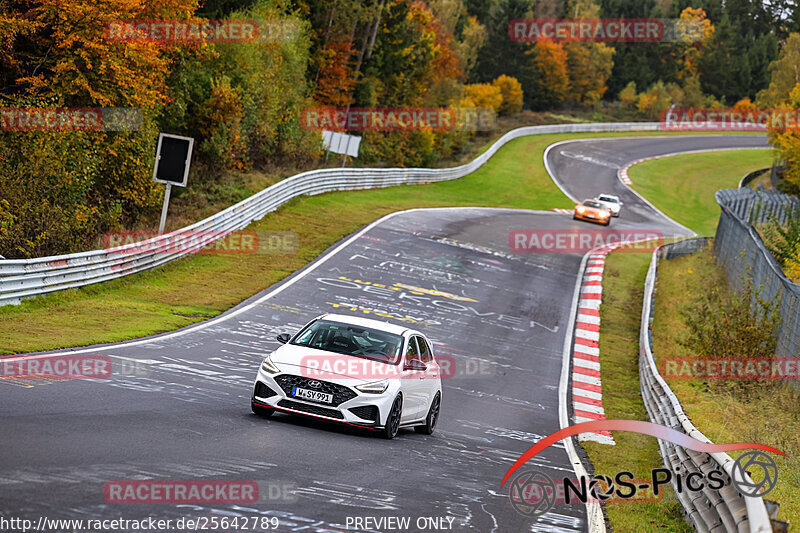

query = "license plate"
[293,386,333,403]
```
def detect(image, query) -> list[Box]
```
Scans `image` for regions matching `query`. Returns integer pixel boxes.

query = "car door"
[416,335,440,412]
[400,336,427,422]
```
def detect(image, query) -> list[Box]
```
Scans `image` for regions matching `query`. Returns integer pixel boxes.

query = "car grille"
[254,381,278,399]
[274,374,357,406]
[348,405,379,422]
[277,399,344,419]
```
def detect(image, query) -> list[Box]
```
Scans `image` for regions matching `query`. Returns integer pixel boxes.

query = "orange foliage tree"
[8,0,199,109]
[315,38,357,107]
[528,39,569,110]
[677,7,714,80]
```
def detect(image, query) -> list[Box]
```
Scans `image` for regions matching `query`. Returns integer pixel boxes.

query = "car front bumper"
[573,211,610,224]
[252,367,397,428]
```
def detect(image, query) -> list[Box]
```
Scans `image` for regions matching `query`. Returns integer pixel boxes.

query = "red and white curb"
[618,165,633,184]
[551,208,573,214]
[572,246,619,445]
[618,153,672,185]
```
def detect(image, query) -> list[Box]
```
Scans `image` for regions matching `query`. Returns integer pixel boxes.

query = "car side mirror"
[403,359,427,371]
[276,333,291,344]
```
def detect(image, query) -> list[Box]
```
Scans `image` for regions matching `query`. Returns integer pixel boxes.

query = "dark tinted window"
[404,336,419,359]
[416,336,432,362]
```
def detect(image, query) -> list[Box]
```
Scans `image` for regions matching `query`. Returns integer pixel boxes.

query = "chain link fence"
[714,188,800,356]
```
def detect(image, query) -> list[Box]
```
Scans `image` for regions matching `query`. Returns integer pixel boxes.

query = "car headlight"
[355,380,389,394]
[261,356,281,374]
[577,206,586,213]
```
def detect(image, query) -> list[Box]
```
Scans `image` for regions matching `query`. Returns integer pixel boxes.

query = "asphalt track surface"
[0,134,769,533]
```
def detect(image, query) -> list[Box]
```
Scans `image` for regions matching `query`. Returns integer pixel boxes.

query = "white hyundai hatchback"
[251,314,442,439]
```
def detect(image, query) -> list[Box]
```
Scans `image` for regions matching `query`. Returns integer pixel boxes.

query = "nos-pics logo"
[501,420,782,517]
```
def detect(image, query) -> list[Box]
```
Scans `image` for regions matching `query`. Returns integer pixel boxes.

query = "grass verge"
[746,169,773,190]
[652,246,799,522]
[628,149,773,236]
[581,251,692,531]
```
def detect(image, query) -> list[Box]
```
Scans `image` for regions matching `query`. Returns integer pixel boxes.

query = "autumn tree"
[637,81,672,118]
[763,35,800,191]
[681,76,707,108]
[564,41,614,104]
[676,7,714,80]
[461,83,502,111]
[770,84,800,191]
[756,33,800,107]
[527,39,569,110]
[492,75,522,115]
[4,0,198,109]
[563,0,614,105]
[456,15,487,78]
[618,81,637,108]
[315,39,358,106]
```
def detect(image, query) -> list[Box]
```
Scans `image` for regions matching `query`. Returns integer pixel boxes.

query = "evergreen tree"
[472,0,536,100]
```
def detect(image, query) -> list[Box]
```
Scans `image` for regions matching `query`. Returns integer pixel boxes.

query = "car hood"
[595,200,618,211]
[268,343,399,384]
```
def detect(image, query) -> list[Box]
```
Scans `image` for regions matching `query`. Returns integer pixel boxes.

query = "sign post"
[321,130,361,168]
[158,184,172,234]
[152,133,194,234]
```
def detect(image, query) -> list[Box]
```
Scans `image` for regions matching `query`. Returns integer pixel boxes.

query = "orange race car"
[573,199,612,226]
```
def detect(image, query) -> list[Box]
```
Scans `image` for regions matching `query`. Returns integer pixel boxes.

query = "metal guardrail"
[0,121,662,306]
[715,188,800,356]
[739,168,769,189]
[640,238,773,532]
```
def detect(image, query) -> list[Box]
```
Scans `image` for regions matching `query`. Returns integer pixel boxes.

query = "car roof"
[317,313,414,336]
[597,194,619,200]
[582,199,602,205]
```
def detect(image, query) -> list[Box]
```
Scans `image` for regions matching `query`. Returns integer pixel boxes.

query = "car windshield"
[598,196,618,203]
[583,200,603,208]
[290,319,404,363]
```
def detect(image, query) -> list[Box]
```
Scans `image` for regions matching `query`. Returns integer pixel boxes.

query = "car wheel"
[381,395,403,440]
[251,398,274,417]
[603,219,610,226]
[415,392,440,435]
